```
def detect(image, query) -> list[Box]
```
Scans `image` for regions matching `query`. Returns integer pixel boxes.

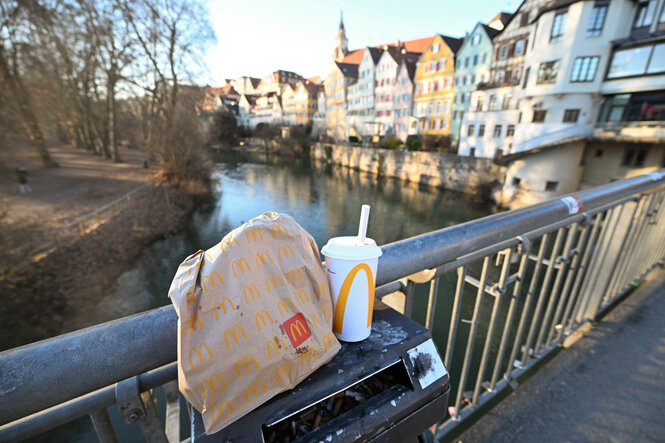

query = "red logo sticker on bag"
[283,313,311,348]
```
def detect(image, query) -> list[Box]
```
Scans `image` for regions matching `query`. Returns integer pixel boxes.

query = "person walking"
[16,167,32,194]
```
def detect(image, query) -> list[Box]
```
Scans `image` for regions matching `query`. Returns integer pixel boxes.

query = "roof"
[367,47,383,64]
[397,59,417,81]
[401,36,435,54]
[300,81,324,94]
[496,136,588,165]
[306,76,321,84]
[335,62,359,78]
[481,24,500,40]
[533,0,580,22]
[241,94,258,106]
[341,49,364,64]
[340,36,435,66]
[249,78,261,88]
[385,46,421,65]
[491,11,514,27]
[220,84,239,96]
[439,35,464,54]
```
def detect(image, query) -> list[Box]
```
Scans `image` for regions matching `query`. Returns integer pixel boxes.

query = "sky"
[205,0,523,85]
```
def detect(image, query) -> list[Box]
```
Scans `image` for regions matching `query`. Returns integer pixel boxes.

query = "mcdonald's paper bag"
[168,211,341,434]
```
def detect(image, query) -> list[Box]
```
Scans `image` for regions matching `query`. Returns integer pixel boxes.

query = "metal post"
[90,409,119,443]
[444,267,466,369]
[424,277,440,330]
[603,200,642,302]
[164,381,180,443]
[404,280,415,319]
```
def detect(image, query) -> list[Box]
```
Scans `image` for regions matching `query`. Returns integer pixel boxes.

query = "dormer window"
[472,34,481,46]
[432,43,440,53]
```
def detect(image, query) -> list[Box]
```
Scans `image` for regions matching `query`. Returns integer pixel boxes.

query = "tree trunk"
[107,72,120,162]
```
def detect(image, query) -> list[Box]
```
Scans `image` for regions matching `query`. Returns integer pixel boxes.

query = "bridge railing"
[1,170,664,442]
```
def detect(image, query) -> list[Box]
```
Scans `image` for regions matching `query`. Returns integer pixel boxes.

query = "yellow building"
[413,35,463,137]
[294,80,322,125]
[324,58,359,140]
[281,84,297,125]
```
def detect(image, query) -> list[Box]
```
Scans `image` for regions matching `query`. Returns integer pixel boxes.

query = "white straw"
[357,204,370,244]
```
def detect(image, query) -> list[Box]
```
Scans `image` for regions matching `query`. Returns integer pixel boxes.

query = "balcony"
[594,121,665,143]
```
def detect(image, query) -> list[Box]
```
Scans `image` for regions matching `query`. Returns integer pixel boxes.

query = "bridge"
[1,170,664,442]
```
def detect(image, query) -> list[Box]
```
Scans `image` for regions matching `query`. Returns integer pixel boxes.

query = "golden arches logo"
[211,400,234,425]
[236,354,259,377]
[294,289,310,305]
[232,258,251,277]
[243,284,261,304]
[255,310,274,331]
[284,267,303,284]
[266,336,287,360]
[333,263,374,334]
[276,298,296,317]
[300,347,318,366]
[245,380,266,403]
[276,363,293,384]
[202,271,224,293]
[316,283,329,300]
[183,314,203,336]
[220,237,240,253]
[309,312,320,328]
[255,251,273,268]
[266,274,285,293]
[185,285,199,303]
[322,305,332,320]
[224,325,247,349]
[214,298,235,319]
[271,223,289,238]
[246,228,264,244]
[189,342,213,370]
[278,245,295,261]
[201,374,226,400]
[322,332,336,352]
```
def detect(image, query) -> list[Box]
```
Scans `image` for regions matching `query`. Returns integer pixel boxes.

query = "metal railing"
[1,170,664,442]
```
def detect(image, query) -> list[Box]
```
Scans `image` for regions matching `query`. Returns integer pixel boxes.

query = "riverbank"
[0,142,207,351]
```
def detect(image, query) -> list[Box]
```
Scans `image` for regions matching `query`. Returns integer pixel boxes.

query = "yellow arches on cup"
[332,263,374,334]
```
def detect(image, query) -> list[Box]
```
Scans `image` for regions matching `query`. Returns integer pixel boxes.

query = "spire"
[339,8,344,29]
[333,5,348,62]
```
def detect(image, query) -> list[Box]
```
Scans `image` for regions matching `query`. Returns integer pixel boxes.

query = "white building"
[346,47,382,138]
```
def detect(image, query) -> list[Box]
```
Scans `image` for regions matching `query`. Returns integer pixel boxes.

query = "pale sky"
[205,0,523,85]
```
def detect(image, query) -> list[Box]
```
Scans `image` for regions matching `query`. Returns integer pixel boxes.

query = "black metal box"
[191,304,450,442]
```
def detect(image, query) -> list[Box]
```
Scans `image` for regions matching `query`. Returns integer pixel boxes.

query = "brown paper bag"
[168,211,341,434]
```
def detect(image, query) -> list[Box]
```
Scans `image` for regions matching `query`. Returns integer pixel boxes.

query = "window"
[514,40,525,56]
[522,67,530,89]
[432,43,440,53]
[478,124,485,136]
[468,125,475,136]
[608,46,652,78]
[563,109,580,123]
[465,57,470,67]
[498,46,507,60]
[647,44,665,74]
[545,181,559,192]
[427,103,433,115]
[471,74,475,84]
[476,97,484,111]
[507,125,515,136]
[587,2,608,36]
[493,125,502,137]
[633,0,657,29]
[435,101,441,114]
[469,147,476,157]
[502,95,512,110]
[520,12,529,27]
[536,60,560,84]
[533,110,547,122]
[489,95,498,111]
[443,100,450,114]
[482,52,487,63]
[472,34,481,46]
[512,177,521,187]
[570,56,600,82]
[550,10,568,42]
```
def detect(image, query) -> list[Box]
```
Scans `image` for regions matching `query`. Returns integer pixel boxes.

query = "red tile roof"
[341,36,435,66]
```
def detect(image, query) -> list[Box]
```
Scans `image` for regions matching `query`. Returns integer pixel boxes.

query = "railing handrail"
[1,169,664,426]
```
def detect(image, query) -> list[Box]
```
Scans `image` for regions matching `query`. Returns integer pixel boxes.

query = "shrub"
[383,138,402,150]
[210,110,239,146]
[348,135,360,143]
[324,145,333,161]
[405,135,423,151]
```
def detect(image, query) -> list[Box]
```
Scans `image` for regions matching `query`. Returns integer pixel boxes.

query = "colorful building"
[393,59,418,141]
[258,70,304,95]
[346,47,382,138]
[281,84,297,125]
[294,80,322,124]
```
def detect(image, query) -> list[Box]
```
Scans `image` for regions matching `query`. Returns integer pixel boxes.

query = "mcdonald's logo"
[236,354,259,377]
[255,310,274,331]
[322,332,336,352]
[283,312,312,348]
[201,374,226,400]
[255,251,273,268]
[271,223,289,238]
[284,267,303,284]
[189,342,213,370]
[267,336,288,360]
[266,274,285,293]
[276,363,293,384]
[309,312,320,328]
[316,283,329,300]
[294,289,310,305]
[232,258,251,277]
[202,271,224,293]
[245,380,266,403]
[333,263,374,334]
[300,347,318,366]
[220,237,240,253]
[224,325,247,349]
[278,245,295,261]
[314,261,323,274]
[183,388,197,404]
[246,228,264,244]
[185,285,199,303]
[211,400,234,426]
[183,314,203,336]
[243,284,261,304]
[322,305,332,320]
[276,297,296,317]
[214,298,236,319]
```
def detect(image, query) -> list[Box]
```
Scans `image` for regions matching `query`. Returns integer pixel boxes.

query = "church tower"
[333,11,348,62]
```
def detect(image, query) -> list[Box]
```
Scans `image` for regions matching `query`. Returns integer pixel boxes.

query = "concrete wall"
[311,143,505,197]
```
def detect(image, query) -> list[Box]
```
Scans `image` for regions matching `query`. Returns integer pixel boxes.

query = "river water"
[36,151,495,441]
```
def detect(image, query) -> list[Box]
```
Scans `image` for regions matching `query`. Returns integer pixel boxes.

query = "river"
[34,151,495,442]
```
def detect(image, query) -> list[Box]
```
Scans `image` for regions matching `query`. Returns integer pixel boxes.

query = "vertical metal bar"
[604,200,643,300]
[473,249,513,404]
[404,280,415,319]
[453,256,491,418]
[523,228,564,359]
[490,241,530,390]
[513,234,549,368]
[164,381,180,443]
[641,191,665,275]
[425,277,441,330]
[90,409,119,443]
[137,390,168,443]
[444,266,466,370]
[535,223,578,353]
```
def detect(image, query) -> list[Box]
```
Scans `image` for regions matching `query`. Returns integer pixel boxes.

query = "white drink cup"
[321,206,382,342]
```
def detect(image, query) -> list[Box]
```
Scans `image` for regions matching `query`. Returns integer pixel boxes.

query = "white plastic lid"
[321,236,383,260]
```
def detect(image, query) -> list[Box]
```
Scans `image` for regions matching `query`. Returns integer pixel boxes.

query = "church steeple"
[333,9,348,62]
